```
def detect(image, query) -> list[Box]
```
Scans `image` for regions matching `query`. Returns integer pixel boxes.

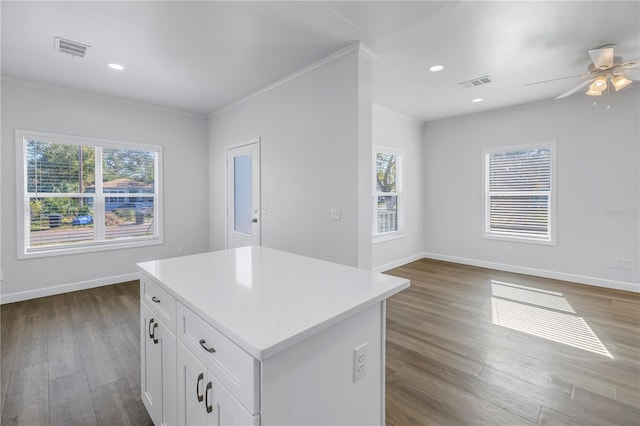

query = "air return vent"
[458,75,494,88]
[54,37,89,58]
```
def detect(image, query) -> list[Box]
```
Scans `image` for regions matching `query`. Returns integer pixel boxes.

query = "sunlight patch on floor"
[491,281,613,359]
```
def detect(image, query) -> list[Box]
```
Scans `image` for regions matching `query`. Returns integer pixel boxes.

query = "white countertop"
[137,246,409,360]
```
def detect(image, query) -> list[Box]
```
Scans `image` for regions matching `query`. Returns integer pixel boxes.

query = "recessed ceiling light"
[108,63,124,71]
[472,98,484,103]
[429,65,444,72]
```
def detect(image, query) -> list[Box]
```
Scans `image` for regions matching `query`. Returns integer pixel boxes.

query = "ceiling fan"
[525,44,639,99]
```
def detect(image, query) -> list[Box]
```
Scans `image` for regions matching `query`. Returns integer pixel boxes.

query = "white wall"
[209,45,373,268]
[372,105,424,272]
[423,88,640,291]
[1,77,210,302]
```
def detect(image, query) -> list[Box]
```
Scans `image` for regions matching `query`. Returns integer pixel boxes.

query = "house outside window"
[16,129,163,258]
[373,146,404,242]
[483,141,555,244]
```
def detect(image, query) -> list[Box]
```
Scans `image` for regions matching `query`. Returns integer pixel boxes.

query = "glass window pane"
[234,154,252,235]
[377,196,398,233]
[29,197,94,248]
[103,148,156,187]
[106,196,155,240]
[26,141,95,193]
[376,153,396,192]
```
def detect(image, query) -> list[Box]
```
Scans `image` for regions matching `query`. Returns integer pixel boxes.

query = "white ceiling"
[2,1,639,122]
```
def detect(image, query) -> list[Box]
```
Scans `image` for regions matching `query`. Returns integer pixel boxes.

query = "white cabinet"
[138,246,409,426]
[176,302,260,415]
[140,279,177,426]
[177,341,259,426]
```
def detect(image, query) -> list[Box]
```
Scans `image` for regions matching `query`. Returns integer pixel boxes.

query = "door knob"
[251,218,258,223]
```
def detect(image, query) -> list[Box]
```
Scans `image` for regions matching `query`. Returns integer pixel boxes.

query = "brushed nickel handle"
[196,373,204,402]
[199,339,216,353]
[151,296,161,303]
[205,382,213,413]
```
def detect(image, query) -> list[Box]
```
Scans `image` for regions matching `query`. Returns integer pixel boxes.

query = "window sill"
[373,232,405,244]
[482,233,556,246]
[18,236,163,260]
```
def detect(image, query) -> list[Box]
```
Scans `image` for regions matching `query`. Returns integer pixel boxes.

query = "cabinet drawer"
[177,302,260,415]
[141,274,176,333]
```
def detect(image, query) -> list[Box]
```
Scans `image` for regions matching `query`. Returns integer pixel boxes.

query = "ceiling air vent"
[458,75,494,89]
[54,37,89,58]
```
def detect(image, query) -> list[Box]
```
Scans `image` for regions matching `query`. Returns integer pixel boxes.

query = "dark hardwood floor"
[384,259,640,426]
[1,259,638,425]
[1,281,152,426]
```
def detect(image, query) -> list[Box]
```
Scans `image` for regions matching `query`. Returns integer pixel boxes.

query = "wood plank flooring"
[1,282,152,426]
[0,259,638,425]
[384,259,640,426]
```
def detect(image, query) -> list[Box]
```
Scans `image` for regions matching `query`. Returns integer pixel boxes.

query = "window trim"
[372,145,404,242]
[16,129,164,259]
[482,141,556,245]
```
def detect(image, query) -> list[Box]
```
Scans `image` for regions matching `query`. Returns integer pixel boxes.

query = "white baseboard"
[372,253,425,273]
[422,252,640,293]
[0,272,140,304]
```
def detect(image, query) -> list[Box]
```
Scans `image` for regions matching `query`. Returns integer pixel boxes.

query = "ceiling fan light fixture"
[589,77,607,93]
[593,76,607,89]
[585,88,602,96]
[611,74,632,91]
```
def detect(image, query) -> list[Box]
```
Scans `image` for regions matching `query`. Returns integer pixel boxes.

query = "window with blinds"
[483,143,555,243]
[373,146,404,240]
[17,130,163,258]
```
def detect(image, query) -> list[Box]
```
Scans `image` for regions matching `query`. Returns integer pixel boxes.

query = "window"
[17,129,162,258]
[373,147,403,240]
[483,142,555,244]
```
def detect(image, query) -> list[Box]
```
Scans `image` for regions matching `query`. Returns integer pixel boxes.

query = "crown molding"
[373,103,423,125]
[210,41,377,119]
[358,42,379,61]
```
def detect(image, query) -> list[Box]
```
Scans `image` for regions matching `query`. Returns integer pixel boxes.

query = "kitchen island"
[137,245,409,425]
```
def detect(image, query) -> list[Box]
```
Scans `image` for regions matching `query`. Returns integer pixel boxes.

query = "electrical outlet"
[353,342,367,382]
[620,259,632,270]
[505,246,513,255]
[609,257,621,268]
[0,269,3,281]
[177,246,183,256]
[330,207,341,220]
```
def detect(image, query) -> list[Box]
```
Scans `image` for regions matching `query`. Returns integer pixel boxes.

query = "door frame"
[225,138,261,249]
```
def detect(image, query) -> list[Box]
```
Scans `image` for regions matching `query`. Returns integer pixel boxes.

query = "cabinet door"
[141,302,163,424]
[177,342,211,426]
[210,374,260,426]
[141,302,177,426]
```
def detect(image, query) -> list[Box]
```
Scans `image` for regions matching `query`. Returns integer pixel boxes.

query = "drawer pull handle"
[205,381,213,413]
[199,339,216,353]
[151,296,161,303]
[196,373,204,402]
[148,318,155,339]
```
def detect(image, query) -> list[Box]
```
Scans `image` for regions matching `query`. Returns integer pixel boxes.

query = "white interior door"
[227,141,260,248]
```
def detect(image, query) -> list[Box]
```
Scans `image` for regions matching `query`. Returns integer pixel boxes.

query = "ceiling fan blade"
[619,57,639,69]
[523,74,586,86]
[622,69,640,81]
[589,47,614,69]
[555,79,593,99]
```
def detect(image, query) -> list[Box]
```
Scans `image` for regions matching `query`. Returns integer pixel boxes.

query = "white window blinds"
[373,147,403,238]
[484,145,554,242]
[17,129,163,258]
